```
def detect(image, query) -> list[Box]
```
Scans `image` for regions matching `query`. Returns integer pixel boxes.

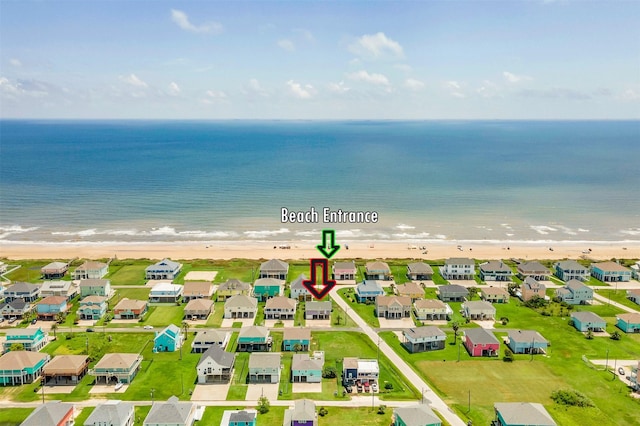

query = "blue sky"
[1,1,638,119]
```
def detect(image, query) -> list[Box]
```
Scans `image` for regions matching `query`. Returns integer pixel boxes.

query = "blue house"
[355,280,385,303]
[77,296,107,320]
[153,324,184,352]
[616,313,640,333]
[506,330,549,354]
[571,311,606,332]
[393,404,442,426]
[283,328,311,351]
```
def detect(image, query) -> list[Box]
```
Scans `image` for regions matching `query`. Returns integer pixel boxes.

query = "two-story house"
[479,260,512,281]
[395,282,424,301]
[264,297,297,320]
[365,261,392,281]
[290,274,312,301]
[90,353,143,384]
[333,261,357,281]
[143,396,195,426]
[413,299,451,321]
[77,295,108,320]
[591,261,632,282]
[393,404,442,426]
[196,344,235,383]
[237,326,271,352]
[283,328,311,351]
[406,262,434,281]
[79,279,112,298]
[153,324,183,353]
[440,258,475,280]
[516,261,551,281]
[191,330,230,353]
[252,278,284,301]
[36,296,69,320]
[4,282,41,302]
[259,259,289,280]
[73,261,108,280]
[375,296,411,319]
[0,298,34,320]
[0,351,50,386]
[40,280,79,301]
[182,281,213,302]
[462,300,496,320]
[291,353,323,383]
[555,279,593,305]
[184,298,214,320]
[402,327,446,353]
[520,277,546,302]
[284,399,318,426]
[342,358,378,386]
[41,262,69,279]
[480,287,509,304]
[463,328,500,357]
[3,327,48,352]
[248,353,281,383]
[224,295,258,319]
[355,280,385,303]
[149,282,183,303]
[85,400,135,426]
[145,259,182,280]
[216,279,252,301]
[305,301,331,320]
[113,298,148,319]
[437,284,469,302]
[506,330,549,354]
[554,260,589,282]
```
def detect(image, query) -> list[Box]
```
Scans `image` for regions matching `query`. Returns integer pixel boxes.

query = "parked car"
[619,367,626,375]
[356,383,363,392]
[31,319,37,324]
[143,325,153,330]
[8,318,17,324]
[372,382,378,392]
[364,382,370,392]
[86,328,94,332]
[344,385,352,393]
[114,382,124,391]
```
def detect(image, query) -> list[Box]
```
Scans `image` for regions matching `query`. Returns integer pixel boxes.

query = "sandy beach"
[1,240,638,261]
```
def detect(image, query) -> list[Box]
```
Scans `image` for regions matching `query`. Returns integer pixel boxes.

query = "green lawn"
[431,266,449,285]
[107,260,149,285]
[205,302,225,327]
[227,352,249,400]
[113,287,151,301]
[73,407,94,425]
[0,408,33,426]
[329,297,358,327]
[337,288,379,328]
[210,259,260,284]
[595,289,640,311]
[319,407,392,426]
[142,305,185,327]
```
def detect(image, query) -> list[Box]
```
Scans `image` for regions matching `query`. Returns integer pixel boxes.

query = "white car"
[372,383,378,392]
[143,325,153,330]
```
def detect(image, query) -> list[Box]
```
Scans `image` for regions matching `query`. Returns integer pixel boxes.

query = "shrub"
[257,396,270,414]
[318,407,328,417]
[377,405,386,415]
[500,316,509,325]
[503,348,514,362]
[551,389,594,407]
[322,366,337,379]
[384,382,393,390]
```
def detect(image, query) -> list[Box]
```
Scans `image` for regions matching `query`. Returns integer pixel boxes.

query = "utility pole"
[41,379,45,404]
[605,348,609,371]
[468,389,471,413]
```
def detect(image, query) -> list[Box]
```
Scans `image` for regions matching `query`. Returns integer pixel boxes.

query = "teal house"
[283,328,311,351]
[571,311,606,332]
[237,326,271,352]
[252,278,283,301]
[494,402,557,426]
[3,327,47,352]
[393,404,442,426]
[0,351,50,386]
[616,313,640,333]
[153,324,183,352]
[77,296,107,320]
[227,410,257,426]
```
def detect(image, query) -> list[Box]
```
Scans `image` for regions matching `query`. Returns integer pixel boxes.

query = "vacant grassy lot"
[595,289,640,311]
[320,407,392,425]
[337,288,379,328]
[107,261,149,285]
[143,305,184,327]
[0,408,33,426]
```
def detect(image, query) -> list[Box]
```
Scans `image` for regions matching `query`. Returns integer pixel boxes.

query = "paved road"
[592,292,639,314]
[329,288,467,426]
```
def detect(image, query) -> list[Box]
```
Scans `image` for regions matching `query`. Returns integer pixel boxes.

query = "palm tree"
[51,323,58,339]
[610,331,621,341]
[452,321,460,344]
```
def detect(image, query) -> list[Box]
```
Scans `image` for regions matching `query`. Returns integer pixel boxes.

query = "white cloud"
[444,80,466,98]
[347,70,390,86]
[404,78,425,91]
[9,58,22,67]
[242,78,269,98]
[476,80,501,98]
[168,82,181,96]
[503,71,532,83]
[171,9,223,34]
[120,73,148,88]
[328,81,350,94]
[619,88,640,101]
[287,80,316,99]
[205,89,227,99]
[348,32,404,59]
[278,39,295,51]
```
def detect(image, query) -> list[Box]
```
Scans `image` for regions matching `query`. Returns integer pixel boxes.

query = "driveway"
[292,382,322,393]
[378,317,414,329]
[191,383,230,401]
[306,319,331,328]
[221,317,255,328]
[263,319,295,328]
[245,383,279,400]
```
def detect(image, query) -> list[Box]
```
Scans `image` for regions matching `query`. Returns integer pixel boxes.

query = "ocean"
[1,120,639,245]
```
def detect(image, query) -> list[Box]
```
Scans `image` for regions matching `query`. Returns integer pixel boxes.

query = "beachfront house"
[479,260,513,282]
[616,313,640,333]
[395,282,424,301]
[516,261,551,281]
[182,281,214,302]
[494,402,557,426]
[480,287,509,304]
[184,298,214,320]
[248,352,281,384]
[462,300,496,320]
[73,261,108,280]
[290,274,312,301]
[264,296,297,320]
[41,262,68,279]
[196,344,235,383]
[191,330,230,353]
[113,298,148,319]
[520,277,546,301]
[40,280,79,301]
[149,282,183,303]
[4,282,41,302]
[0,298,34,320]
[365,261,392,280]
[216,279,252,301]
[506,330,549,354]
[237,326,271,352]
[42,354,89,385]
[355,280,385,302]
[0,351,50,386]
[375,295,411,319]
[342,358,379,385]
[333,261,357,280]
[554,260,589,282]
[224,295,258,319]
[406,262,434,281]
[153,324,183,352]
[259,259,289,280]
[413,299,451,321]
[283,328,311,351]
[36,296,69,320]
[437,284,469,302]
[463,328,500,357]
[402,327,446,353]
[77,295,108,320]
[143,396,196,426]
[291,353,324,383]
[555,279,593,305]
[85,400,135,426]
[89,353,143,384]
[145,259,182,280]
[21,401,75,426]
[393,404,442,426]
[284,399,318,426]
[590,261,632,282]
[440,258,475,280]
[305,301,331,320]
[253,278,284,301]
[628,289,640,305]
[79,279,112,298]
[570,311,606,332]
[3,327,48,352]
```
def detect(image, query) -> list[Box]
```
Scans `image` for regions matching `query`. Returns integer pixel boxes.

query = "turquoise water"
[1,120,638,243]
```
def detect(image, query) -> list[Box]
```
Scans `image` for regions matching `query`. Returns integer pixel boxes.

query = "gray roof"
[556,260,587,271]
[523,277,545,290]
[394,404,441,426]
[283,327,311,341]
[290,274,308,290]
[193,330,228,345]
[438,284,469,295]
[218,279,251,292]
[230,411,256,422]
[306,301,331,311]
[507,330,549,345]
[292,354,323,371]
[79,279,109,287]
[6,327,41,338]
[333,261,356,270]
[291,399,316,422]
[144,396,193,424]
[85,400,134,425]
[239,325,269,339]
[0,298,29,311]
[198,344,235,368]
[518,261,549,274]
[260,259,289,271]
[6,281,40,293]
[356,280,384,293]
[494,402,557,426]
[463,300,496,312]
[571,311,605,323]
[254,277,283,287]
[146,258,181,270]
[22,402,74,426]
[225,294,258,309]
[464,328,499,345]
[480,260,512,272]
[407,262,434,274]
[445,257,475,266]
[565,279,590,291]
[249,352,281,369]
[404,326,446,340]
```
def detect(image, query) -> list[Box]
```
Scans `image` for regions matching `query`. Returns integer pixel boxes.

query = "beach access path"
[329,287,468,426]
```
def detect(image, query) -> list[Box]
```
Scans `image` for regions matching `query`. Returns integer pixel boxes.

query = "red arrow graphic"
[302,258,336,300]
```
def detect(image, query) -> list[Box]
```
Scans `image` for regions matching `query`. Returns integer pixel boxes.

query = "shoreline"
[1,240,638,261]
